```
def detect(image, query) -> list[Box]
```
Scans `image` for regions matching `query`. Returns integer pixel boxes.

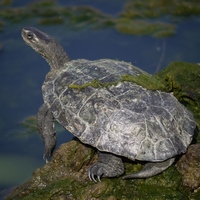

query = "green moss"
[68,72,166,91]
[121,73,167,90]
[82,165,189,200]
[68,79,118,90]
[5,167,193,200]
[190,189,200,199]
[156,62,200,131]
[10,179,77,200]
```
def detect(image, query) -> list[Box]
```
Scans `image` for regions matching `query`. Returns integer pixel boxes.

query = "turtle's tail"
[122,157,175,179]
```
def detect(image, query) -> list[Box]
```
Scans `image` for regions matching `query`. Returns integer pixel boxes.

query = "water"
[0,0,200,194]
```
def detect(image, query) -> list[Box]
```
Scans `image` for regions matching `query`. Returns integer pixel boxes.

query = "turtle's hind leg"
[123,157,175,179]
[88,151,124,182]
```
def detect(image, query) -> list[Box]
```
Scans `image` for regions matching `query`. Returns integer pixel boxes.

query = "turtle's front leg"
[37,103,56,162]
[88,151,124,182]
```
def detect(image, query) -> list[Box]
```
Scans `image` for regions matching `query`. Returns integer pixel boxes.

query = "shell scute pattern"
[78,94,105,125]
[42,59,195,162]
[153,139,175,161]
[60,88,90,114]
[50,99,62,118]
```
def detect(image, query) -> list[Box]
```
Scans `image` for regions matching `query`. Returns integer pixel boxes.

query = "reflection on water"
[0,0,200,193]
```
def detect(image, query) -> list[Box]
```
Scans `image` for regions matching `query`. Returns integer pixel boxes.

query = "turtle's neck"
[42,39,70,71]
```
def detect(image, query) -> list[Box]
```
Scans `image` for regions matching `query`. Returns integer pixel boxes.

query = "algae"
[0,0,200,37]
[19,116,38,135]
[68,69,165,91]
[15,115,65,138]
[115,18,176,37]
[120,0,200,18]
[116,0,200,37]
[68,78,118,90]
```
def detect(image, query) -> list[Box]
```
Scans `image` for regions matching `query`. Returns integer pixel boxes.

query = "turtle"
[21,27,196,182]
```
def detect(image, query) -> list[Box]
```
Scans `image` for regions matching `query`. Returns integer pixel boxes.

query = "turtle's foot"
[122,157,175,179]
[43,138,57,163]
[88,152,124,182]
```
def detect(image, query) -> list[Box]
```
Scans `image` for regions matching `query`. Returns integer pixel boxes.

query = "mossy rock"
[176,143,200,190]
[5,139,199,200]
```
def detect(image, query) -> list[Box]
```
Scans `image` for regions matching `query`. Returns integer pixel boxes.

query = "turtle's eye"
[27,32,34,40]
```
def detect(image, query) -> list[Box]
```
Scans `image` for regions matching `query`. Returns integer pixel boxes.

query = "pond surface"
[0,0,200,194]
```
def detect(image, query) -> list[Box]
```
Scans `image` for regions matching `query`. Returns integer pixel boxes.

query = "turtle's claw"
[88,171,97,182]
[88,164,103,182]
[43,154,50,163]
[43,142,55,163]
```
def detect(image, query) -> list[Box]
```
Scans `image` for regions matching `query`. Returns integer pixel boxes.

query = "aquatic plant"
[0,0,200,37]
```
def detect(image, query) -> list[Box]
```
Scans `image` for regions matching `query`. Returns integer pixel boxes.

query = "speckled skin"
[22,27,196,181]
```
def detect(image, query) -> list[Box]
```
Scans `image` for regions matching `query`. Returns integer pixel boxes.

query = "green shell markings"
[22,27,196,182]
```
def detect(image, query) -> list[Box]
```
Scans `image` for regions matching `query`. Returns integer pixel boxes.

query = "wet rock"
[176,143,200,190]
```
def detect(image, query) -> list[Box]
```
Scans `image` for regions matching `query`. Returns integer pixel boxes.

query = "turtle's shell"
[42,59,196,162]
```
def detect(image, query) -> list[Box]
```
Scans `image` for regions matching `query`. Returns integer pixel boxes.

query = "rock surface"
[5,139,200,200]
[176,143,200,190]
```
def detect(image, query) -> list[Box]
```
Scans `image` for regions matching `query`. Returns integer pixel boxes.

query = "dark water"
[0,0,200,194]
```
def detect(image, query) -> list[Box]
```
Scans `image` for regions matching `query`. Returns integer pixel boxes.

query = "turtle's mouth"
[21,29,26,40]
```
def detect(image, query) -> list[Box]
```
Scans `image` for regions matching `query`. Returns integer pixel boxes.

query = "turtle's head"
[22,27,69,70]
